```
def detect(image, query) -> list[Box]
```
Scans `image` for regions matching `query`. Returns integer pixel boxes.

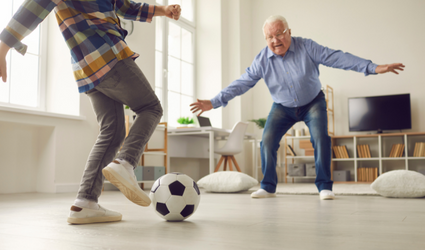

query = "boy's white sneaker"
[251,188,277,198]
[102,160,151,206]
[67,205,122,224]
[319,190,335,200]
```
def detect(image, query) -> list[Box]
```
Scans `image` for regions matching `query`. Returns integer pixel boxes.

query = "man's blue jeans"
[260,91,333,193]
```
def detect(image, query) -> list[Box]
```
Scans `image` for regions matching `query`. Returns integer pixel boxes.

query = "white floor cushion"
[197,171,258,193]
[371,170,425,198]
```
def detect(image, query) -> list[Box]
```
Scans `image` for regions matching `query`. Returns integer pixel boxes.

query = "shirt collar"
[266,37,295,58]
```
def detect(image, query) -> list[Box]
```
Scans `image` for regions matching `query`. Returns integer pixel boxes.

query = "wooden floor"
[0,189,424,250]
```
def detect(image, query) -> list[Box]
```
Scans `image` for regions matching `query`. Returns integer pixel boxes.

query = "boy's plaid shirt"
[0,0,155,93]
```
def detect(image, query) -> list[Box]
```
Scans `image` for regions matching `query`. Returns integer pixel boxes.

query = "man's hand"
[164,4,181,20]
[375,63,405,75]
[190,99,213,116]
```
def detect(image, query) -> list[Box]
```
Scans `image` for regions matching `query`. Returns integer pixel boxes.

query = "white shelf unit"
[331,132,425,183]
[283,135,316,183]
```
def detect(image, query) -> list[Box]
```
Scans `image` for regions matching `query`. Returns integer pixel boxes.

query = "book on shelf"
[332,145,349,158]
[367,145,371,158]
[286,145,296,156]
[357,145,363,158]
[389,144,395,157]
[332,146,340,158]
[357,167,378,182]
[399,144,405,157]
[357,144,371,158]
[414,142,420,157]
[344,145,350,158]
[339,146,346,158]
[413,142,425,157]
[389,143,404,157]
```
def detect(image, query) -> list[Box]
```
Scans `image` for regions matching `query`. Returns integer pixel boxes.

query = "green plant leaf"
[177,117,195,124]
[249,118,267,129]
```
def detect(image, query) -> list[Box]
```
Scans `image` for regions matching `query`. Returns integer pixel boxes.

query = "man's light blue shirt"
[210,36,378,108]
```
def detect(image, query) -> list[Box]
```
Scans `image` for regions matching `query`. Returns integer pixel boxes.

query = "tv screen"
[348,93,411,133]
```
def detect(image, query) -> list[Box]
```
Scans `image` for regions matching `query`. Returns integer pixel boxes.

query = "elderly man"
[190,15,404,200]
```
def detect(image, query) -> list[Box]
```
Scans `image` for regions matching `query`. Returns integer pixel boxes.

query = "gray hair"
[263,15,288,37]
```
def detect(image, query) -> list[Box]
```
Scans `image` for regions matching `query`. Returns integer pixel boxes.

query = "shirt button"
[290,86,293,88]
[294,99,297,101]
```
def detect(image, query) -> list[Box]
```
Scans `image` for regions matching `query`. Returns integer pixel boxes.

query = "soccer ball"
[149,172,201,221]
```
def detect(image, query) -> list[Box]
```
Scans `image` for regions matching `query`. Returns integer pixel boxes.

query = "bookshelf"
[331,132,425,183]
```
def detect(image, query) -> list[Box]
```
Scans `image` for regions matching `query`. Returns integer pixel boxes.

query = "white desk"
[168,127,256,176]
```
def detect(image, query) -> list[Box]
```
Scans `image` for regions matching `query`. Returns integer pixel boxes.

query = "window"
[155,0,195,127]
[0,0,45,110]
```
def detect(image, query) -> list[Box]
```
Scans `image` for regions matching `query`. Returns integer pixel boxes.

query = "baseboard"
[55,183,80,193]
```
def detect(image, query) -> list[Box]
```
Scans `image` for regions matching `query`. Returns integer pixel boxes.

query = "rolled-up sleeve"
[0,0,59,55]
[115,0,155,23]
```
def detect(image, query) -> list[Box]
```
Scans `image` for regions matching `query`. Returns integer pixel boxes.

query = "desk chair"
[214,122,249,172]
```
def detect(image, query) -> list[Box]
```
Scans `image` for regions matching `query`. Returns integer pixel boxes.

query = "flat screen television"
[348,93,411,133]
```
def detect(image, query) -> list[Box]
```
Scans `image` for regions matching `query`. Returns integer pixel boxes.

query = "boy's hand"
[164,4,181,20]
[0,58,6,83]
[0,42,10,83]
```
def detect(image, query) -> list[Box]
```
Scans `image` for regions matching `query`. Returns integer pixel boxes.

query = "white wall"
[195,0,223,128]
[249,0,425,135]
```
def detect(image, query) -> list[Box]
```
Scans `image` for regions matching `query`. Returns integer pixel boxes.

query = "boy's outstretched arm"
[0,0,59,57]
[115,0,181,21]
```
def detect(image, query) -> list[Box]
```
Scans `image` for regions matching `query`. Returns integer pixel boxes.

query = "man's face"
[264,21,291,57]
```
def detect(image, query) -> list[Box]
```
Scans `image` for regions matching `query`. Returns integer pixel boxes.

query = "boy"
[0,0,181,224]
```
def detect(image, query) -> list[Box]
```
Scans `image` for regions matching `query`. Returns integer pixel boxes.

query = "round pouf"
[150,173,201,221]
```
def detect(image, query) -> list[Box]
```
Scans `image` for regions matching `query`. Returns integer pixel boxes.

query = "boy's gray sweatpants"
[77,57,163,202]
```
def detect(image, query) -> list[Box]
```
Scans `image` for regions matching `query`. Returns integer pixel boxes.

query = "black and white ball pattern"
[149,173,201,221]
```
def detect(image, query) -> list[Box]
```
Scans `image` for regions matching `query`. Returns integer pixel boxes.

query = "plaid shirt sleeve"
[0,0,62,56]
[115,0,155,23]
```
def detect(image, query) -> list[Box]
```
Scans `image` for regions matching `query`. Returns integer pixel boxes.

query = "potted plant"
[177,117,195,127]
[249,118,267,129]
[249,118,267,138]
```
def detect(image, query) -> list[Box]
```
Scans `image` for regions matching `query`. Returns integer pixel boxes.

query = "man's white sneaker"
[67,205,122,224]
[102,160,151,206]
[320,189,335,200]
[251,188,276,198]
